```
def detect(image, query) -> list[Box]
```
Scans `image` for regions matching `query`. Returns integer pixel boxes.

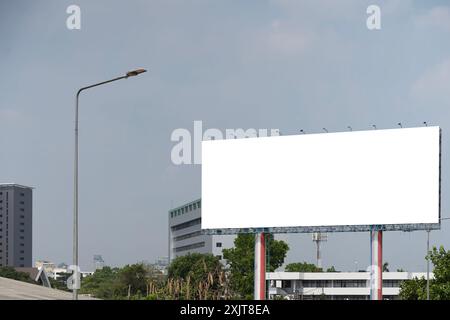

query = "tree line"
[1,235,449,299]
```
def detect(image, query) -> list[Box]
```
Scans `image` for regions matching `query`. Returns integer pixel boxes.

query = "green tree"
[49,272,72,291]
[168,253,222,284]
[399,276,427,300]
[222,234,289,299]
[0,267,33,283]
[167,253,226,300]
[117,264,151,298]
[399,246,450,300]
[285,262,321,272]
[80,264,162,299]
[428,246,450,299]
[80,267,120,299]
[326,266,337,272]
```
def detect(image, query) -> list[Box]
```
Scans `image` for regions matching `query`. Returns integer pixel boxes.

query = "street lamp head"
[126,68,147,78]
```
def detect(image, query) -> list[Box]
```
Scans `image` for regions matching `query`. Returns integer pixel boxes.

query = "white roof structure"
[267,271,430,281]
[0,277,97,300]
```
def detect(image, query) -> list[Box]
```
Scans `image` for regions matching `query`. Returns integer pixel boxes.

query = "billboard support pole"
[254,232,266,300]
[370,229,383,300]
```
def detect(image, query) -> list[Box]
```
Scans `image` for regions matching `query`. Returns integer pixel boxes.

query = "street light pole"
[73,69,146,300]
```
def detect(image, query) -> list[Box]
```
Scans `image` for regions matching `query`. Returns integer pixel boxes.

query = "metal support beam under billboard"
[254,233,266,300]
[370,230,383,300]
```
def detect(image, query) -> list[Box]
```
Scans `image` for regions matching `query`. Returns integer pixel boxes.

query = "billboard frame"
[201,128,442,235]
[202,222,441,235]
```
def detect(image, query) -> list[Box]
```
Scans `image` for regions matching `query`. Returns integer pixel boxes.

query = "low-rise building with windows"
[267,271,431,300]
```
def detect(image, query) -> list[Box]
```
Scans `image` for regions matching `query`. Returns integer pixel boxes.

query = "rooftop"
[267,271,432,280]
[0,277,97,300]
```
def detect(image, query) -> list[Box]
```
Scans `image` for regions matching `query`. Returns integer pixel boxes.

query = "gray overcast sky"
[1,0,449,272]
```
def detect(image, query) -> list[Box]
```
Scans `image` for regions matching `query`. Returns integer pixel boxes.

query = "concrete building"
[35,260,92,280]
[0,184,33,267]
[35,260,56,273]
[267,271,432,300]
[168,199,235,263]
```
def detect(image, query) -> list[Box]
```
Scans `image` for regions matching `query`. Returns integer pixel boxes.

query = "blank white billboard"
[201,127,440,230]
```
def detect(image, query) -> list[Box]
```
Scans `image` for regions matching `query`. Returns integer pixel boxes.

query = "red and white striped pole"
[254,232,266,300]
[370,230,383,300]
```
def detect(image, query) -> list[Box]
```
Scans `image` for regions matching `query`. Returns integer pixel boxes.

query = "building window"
[20,215,25,219]
[197,201,201,209]
[216,255,222,260]
[20,229,25,233]
[20,222,25,226]
[193,203,197,210]
[20,264,24,267]
[20,257,24,261]
[20,193,25,196]
[173,230,202,242]
[189,204,193,211]
[20,208,25,212]
[171,218,201,231]
[174,241,205,253]
[216,242,222,248]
